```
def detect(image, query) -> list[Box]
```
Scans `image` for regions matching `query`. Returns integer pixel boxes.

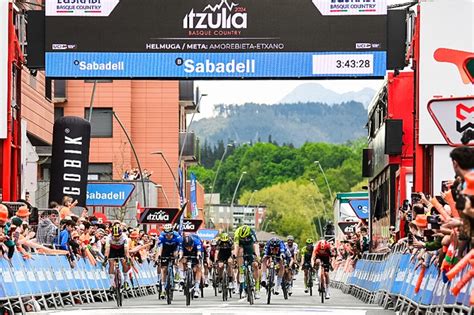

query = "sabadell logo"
[183,0,247,30]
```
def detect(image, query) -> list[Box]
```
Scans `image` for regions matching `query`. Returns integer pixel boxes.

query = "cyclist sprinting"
[179,235,203,298]
[155,223,182,298]
[311,239,332,299]
[300,238,314,293]
[261,237,291,295]
[214,233,234,293]
[104,225,131,290]
[233,225,261,299]
[285,235,299,289]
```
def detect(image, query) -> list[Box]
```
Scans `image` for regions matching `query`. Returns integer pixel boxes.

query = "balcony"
[179,132,198,163]
[179,81,197,113]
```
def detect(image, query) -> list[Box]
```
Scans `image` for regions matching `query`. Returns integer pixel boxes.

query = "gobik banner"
[45,0,387,78]
[139,208,180,224]
[49,116,91,207]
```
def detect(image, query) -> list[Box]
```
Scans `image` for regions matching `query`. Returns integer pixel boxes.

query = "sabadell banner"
[45,0,387,78]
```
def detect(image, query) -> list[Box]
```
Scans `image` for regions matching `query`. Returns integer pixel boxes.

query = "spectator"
[359,226,369,252]
[56,220,75,251]
[36,211,58,246]
[16,206,31,222]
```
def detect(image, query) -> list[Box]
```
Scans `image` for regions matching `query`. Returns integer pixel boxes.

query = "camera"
[402,199,410,211]
[411,193,422,203]
[427,215,441,229]
[441,181,450,193]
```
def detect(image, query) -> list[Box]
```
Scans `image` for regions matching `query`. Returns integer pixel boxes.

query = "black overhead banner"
[49,117,91,207]
[45,0,387,78]
[139,208,180,225]
[45,0,387,53]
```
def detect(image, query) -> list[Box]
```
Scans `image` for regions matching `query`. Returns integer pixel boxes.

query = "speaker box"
[362,148,373,178]
[385,119,403,155]
[26,10,45,69]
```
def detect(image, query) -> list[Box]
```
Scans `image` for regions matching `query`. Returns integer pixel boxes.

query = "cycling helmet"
[112,225,122,237]
[183,236,194,248]
[238,225,251,238]
[306,238,313,245]
[220,233,230,242]
[287,235,294,241]
[269,237,280,247]
[163,223,173,234]
[211,239,217,246]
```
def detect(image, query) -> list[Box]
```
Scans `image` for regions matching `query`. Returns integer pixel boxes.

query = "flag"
[190,172,198,218]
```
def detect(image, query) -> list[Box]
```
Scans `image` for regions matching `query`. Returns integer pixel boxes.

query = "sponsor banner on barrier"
[86,182,135,207]
[197,229,219,240]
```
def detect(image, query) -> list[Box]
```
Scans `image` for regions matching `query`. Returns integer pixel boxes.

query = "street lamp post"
[246,190,258,208]
[310,178,329,218]
[151,151,180,206]
[155,184,170,207]
[208,143,233,209]
[229,171,247,231]
[309,195,324,238]
[314,161,333,201]
[177,92,208,203]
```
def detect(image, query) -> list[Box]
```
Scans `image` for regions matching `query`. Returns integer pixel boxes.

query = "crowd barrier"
[331,245,473,314]
[0,253,159,314]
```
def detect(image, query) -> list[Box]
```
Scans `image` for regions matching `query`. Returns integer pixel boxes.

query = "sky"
[193,0,407,120]
[194,79,384,119]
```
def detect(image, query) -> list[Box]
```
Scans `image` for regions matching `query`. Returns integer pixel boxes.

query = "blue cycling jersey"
[181,234,202,256]
[264,239,287,257]
[158,231,182,250]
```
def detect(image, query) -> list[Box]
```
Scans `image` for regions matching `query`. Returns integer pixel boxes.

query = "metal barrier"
[0,253,159,314]
[330,245,473,314]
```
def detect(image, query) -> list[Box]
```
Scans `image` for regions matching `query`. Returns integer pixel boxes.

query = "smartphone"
[411,193,421,203]
[407,233,414,246]
[441,180,450,193]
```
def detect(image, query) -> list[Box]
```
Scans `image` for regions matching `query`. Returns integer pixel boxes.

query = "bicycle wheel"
[213,268,218,297]
[319,271,325,304]
[200,278,204,298]
[267,267,274,305]
[222,266,228,301]
[308,269,313,297]
[166,266,174,305]
[185,271,192,306]
[282,277,288,300]
[246,267,254,305]
[115,267,122,307]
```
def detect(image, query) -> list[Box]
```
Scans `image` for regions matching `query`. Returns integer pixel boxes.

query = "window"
[54,107,64,122]
[88,163,113,181]
[45,78,52,101]
[54,80,67,99]
[84,108,113,138]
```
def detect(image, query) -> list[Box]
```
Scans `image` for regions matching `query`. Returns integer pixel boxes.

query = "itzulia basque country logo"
[183,0,247,36]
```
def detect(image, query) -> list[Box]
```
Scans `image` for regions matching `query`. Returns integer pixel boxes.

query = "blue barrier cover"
[391,254,410,295]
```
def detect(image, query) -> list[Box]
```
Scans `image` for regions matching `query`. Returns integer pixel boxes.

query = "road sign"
[428,97,474,146]
[86,182,134,207]
[45,0,387,79]
[338,221,358,235]
[197,229,219,240]
[349,199,369,220]
[138,207,180,224]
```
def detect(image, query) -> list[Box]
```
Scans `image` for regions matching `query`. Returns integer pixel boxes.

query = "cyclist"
[300,238,314,293]
[285,235,299,280]
[207,239,218,288]
[233,225,260,299]
[214,233,234,293]
[104,224,131,290]
[261,237,290,295]
[311,239,333,299]
[155,223,182,298]
[179,235,203,298]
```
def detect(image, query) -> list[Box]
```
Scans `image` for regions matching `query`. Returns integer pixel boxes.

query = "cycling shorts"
[316,255,331,272]
[217,250,232,262]
[109,246,125,259]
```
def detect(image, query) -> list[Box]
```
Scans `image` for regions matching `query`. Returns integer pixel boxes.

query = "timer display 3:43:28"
[336,59,371,68]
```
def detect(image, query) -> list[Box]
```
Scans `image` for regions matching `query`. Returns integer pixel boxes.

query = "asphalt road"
[39,274,395,315]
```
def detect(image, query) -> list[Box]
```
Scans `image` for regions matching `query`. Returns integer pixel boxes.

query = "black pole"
[113,111,147,206]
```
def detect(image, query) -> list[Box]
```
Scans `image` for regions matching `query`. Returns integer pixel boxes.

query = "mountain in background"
[279,83,376,108]
[191,101,367,147]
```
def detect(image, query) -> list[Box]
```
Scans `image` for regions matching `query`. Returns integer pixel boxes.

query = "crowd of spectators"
[122,168,153,181]
[0,196,158,270]
[393,146,474,281]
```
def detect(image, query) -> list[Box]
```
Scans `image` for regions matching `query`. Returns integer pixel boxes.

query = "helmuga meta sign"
[45,0,387,79]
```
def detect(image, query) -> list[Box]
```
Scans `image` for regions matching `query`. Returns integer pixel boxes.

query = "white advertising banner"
[0,0,8,139]
[419,0,474,144]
